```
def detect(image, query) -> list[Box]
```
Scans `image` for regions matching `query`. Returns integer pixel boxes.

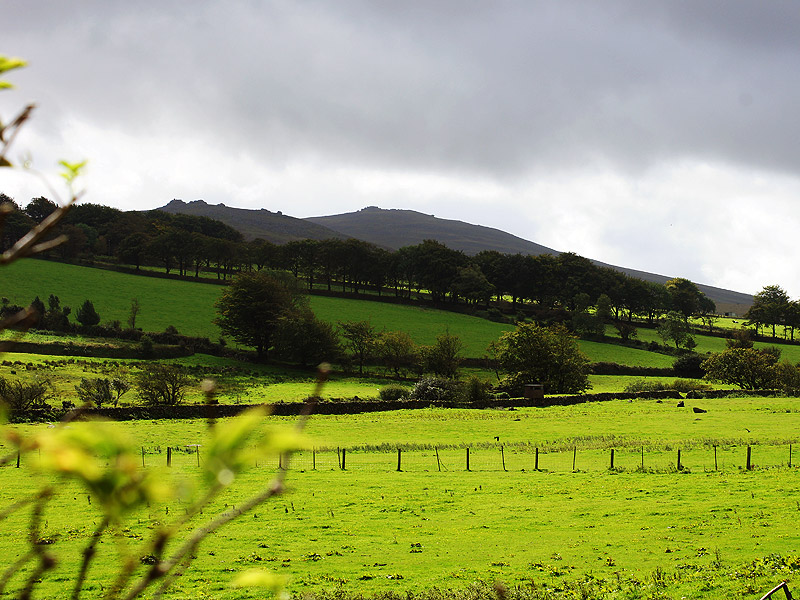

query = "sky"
[2,1,800,297]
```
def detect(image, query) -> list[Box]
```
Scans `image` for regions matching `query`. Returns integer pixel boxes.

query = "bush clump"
[378,386,409,402]
[623,378,711,394]
[409,377,463,403]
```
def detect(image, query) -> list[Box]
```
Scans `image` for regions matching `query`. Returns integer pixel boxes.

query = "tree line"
[2,194,721,326]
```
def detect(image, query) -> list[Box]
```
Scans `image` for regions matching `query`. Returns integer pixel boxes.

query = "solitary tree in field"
[215,271,301,358]
[490,322,590,395]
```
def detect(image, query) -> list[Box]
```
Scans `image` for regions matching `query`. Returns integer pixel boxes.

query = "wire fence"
[7,443,796,473]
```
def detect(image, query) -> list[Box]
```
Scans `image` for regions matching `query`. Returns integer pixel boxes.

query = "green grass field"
[2,258,757,367]
[3,400,800,599]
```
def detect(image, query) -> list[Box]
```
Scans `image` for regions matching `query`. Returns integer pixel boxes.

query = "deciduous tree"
[490,322,590,395]
[214,271,301,358]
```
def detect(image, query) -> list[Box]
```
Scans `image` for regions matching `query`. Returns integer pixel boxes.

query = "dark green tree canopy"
[490,322,590,395]
[214,271,304,357]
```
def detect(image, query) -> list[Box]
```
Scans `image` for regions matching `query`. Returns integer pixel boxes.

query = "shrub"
[623,378,711,394]
[409,377,463,403]
[378,386,409,402]
[75,377,112,407]
[139,334,154,357]
[76,299,101,327]
[464,375,492,405]
[135,363,191,405]
[672,353,706,378]
[0,375,55,411]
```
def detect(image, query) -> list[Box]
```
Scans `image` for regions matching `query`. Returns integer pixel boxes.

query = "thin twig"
[0,549,35,595]
[18,487,55,600]
[1,193,79,265]
[0,494,36,523]
[71,516,110,600]
[0,103,35,163]
[122,366,328,600]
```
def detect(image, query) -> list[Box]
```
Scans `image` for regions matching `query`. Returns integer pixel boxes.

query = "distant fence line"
[7,442,788,474]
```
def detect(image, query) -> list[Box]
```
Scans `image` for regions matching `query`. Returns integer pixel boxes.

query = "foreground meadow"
[2,401,800,598]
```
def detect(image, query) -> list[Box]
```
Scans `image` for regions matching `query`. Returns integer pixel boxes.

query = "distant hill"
[306,207,752,315]
[156,201,752,314]
[157,199,347,244]
[308,206,561,257]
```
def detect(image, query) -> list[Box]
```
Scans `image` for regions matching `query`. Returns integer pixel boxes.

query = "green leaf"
[0,56,27,75]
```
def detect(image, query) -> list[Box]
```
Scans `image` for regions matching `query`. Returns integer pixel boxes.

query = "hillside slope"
[155,201,752,314]
[307,207,752,314]
[158,199,347,244]
[308,206,560,256]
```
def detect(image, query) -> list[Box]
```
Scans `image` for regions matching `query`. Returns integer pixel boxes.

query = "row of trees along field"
[2,194,722,325]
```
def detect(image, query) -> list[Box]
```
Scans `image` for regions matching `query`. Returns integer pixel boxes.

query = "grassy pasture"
[2,258,725,366]
[3,401,800,598]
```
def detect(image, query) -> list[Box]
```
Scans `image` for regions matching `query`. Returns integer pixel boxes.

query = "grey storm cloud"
[6,0,800,179]
[5,1,800,297]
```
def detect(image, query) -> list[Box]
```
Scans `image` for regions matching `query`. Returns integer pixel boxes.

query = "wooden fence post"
[466,448,470,471]
[397,448,402,472]
[641,446,644,470]
[196,446,200,467]
[677,449,681,471]
[312,448,316,470]
[746,445,752,471]
[435,447,441,472]
[610,449,615,470]
[790,444,793,468]
[141,447,145,468]
[714,445,718,471]
[167,447,172,467]
[535,447,539,471]
[341,448,346,470]
[501,446,506,471]
[572,447,576,472]
[16,450,20,468]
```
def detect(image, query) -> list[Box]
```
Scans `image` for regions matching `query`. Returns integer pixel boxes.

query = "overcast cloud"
[3,1,800,296]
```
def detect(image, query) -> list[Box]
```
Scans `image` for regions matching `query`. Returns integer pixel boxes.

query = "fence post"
[714,445,718,471]
[610,449,615,470]
[501,446,506,471]
[466,448,470,471]
[196,446,200,467]
[342,448,346,470]
[572,447,576,472]
[141,447,145,468]
[535,447,539,471]
[677,449,681,471]
[16,450,20,468]
[435,447,441,472]
[641,446,644,470]
[167,447,172,467]
[746,445,752,471]
[790,444,793,468]
[397,448,402,472]
[312,448,316,470]
[337,447,341,469]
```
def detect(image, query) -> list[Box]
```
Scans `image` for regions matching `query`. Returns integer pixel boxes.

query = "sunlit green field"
[5,258,788,365]
[3,400,800,599]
